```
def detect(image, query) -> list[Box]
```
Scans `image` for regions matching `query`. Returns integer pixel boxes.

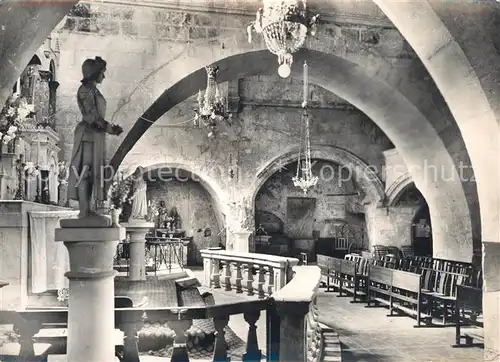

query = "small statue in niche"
[65,56,123,224]
[169,206,182,230]
[157,200,169,228]
[129,166,148,221]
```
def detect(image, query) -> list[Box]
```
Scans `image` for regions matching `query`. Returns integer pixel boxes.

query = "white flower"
[7,125,17,134]
[6,107,15,117]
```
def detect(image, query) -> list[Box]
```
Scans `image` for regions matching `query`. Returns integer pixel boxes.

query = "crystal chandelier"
[247,0,319,78]
[194,65,231,138]
[293,61,318,194]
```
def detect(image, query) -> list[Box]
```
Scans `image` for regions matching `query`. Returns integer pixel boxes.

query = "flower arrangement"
[57,288,69,304]
[57,161,69,185]
[144,201,159,223]
[0,93,34,145]
[108,175,132,210]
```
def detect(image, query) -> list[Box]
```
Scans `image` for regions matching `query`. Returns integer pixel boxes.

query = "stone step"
[323,356,342,362]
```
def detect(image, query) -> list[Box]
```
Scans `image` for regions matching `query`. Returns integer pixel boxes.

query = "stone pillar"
[482,242,500,362]
[55,225,125,362]
[274,301,310,362]
[232,230,252,253]
[122,221,154,281]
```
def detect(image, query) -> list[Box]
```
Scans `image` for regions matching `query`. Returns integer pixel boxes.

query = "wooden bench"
[317,254,342,292]
[317,255,367,302]
[452,284,483,348]
[337,258,367,303]
[421,268,470,325]
[366,265,432,327]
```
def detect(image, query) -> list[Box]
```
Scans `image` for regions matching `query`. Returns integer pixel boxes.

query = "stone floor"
[316,288,484,362]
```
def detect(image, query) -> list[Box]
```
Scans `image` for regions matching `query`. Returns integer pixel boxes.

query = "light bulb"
[278,63,291,78]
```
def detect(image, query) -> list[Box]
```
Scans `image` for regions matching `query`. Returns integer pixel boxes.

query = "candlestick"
[197,89,203,106]
[36,134,40,165]
[303,61,308,105]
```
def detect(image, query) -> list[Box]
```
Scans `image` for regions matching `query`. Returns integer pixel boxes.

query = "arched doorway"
[392,183,432,257]
[412,204,432,257]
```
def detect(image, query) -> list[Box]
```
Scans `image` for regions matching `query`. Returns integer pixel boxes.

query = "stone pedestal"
[55,225,125,362]
[122,220,154,281]
[232,230,253,253]
[482,241,500,362]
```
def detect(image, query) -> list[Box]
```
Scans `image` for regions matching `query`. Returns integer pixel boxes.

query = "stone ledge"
[55,227,126,242]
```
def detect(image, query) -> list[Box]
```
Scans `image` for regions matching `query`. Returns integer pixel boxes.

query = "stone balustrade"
[1,266,322,362]
[200,248,299,297]
[273,265,323,362]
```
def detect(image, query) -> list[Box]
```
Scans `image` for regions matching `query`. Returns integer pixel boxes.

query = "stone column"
[232,230,253,253]
[55,225,125,362]
[482,242,500,362]
[122,221,154,281]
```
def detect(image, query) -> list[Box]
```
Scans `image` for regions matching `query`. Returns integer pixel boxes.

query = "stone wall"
[147,178,220,265]
[255,160,365,245]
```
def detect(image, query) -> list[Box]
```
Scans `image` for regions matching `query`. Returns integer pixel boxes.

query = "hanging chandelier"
[194,65,231,138]
[293,61,318,194]
[247,0,319,78]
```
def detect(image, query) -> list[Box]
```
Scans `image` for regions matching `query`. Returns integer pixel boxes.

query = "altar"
[145,229,190,272]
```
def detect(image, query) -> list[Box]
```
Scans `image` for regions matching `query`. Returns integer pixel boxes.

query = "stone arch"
[111,48,473,262]
[386,172,413,207]
[120,161,228,241]
[373,0,498,246]
[253,145,385,205]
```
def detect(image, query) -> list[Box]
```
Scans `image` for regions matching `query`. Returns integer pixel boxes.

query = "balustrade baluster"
[213,315,230,362]
[258,265,266,299]
[246,263,254,296]
[223,261,232,291]
[243,310,262,361]
[212,258,221,288]
[118,318,141,362]
[267,266,275,295]
[266,303,280,361]
[235,262,243,293]
[15,321,40,357]
[168,319,192,362]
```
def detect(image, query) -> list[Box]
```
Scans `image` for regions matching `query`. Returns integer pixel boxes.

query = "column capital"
[122,221,155,235]
[55,226,125,277]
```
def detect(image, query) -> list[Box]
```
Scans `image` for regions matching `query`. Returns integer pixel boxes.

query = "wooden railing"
[0,266,322,362]
[200,248,299,297]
